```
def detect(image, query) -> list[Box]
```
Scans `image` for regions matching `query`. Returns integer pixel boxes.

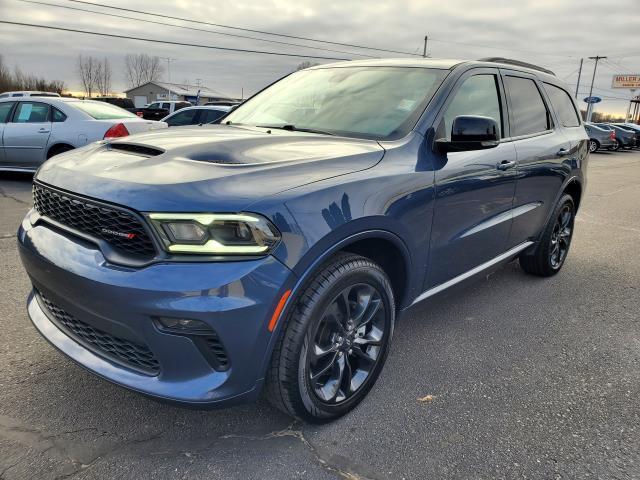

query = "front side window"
[504,76,551,136]
[161,103,171,110]
[71,101,137,120]
[443,74,502,140]
[224,66,447,140]
[12,102,50,123]
[0,102,15,123]
[544,83,581,127]
[166,109,199,126]
[148,103,161,109]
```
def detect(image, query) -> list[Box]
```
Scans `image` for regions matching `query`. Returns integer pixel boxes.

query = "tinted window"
[71,101,137,119]
[544,83,580,127]
[443,74,502,139]
[13,102,49,123]
[52,108,67,122]
[148,103,161,109]
[12,93,24,97]
[161,103,171,109]
[201,109,226,124]
[166,109,199,126]
[0,102,15,122]
[504,76,550,136]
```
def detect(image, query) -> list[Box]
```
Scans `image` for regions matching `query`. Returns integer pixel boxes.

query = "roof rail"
[478,57,556,76]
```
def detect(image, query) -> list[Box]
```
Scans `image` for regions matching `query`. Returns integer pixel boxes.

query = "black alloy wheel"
[266,253,395,422]
[520,194,575,277]
[306,283,386,404]
[549,203,573,270]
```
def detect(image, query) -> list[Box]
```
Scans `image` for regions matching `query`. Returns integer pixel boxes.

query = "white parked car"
[161,105,231,126]
[0,91,61,98]
[0,97,167,172]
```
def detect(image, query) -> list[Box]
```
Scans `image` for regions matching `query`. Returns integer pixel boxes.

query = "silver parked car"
[161,105,231,126]
[594,123,635,150]
[584,123,617,152]
[0,98,167,172]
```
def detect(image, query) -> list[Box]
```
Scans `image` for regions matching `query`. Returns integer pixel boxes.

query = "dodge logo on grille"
[101,228,137,239]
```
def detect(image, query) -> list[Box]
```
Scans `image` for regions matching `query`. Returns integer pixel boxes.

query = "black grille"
[38,292,160,376]
[205,335,230,370]
[33,183,156,260]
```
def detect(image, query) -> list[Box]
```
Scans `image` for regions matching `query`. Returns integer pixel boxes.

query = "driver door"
[425,69,518,289]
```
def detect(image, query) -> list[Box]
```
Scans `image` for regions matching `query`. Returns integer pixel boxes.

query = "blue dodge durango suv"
[18,58,588,422]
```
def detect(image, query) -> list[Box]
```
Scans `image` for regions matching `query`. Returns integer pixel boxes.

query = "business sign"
[157,93,178,100]
[584,96,602,104]
[611,74,640,89]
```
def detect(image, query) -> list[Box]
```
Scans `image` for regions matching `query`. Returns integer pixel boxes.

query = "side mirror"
[435,115,500,153]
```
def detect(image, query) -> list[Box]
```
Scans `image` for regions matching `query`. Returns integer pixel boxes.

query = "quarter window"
[443,74,502,140]
[0,102,15,123]
[504,76,551,136]
[12,102,50,123]
[52,108,67,122]
[544,83,581,127]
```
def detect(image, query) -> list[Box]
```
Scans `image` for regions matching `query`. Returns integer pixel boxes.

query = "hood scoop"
[109,143,165,157]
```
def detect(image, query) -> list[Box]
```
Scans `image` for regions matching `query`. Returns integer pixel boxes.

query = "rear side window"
[0,102,15,122]
[166,109,199,126]
[504,76,550,136]
[161,103,171,109]
[544,83,581,127]
[443,74,503,139]
[13,102,50,123]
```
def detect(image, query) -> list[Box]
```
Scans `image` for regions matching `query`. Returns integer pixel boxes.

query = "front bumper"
[18,212,295,406]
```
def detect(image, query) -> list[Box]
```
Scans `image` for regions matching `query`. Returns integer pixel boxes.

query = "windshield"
[224,66,447,140]
[71,101,138,120]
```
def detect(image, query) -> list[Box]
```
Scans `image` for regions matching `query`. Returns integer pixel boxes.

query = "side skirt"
[410,241,534,306]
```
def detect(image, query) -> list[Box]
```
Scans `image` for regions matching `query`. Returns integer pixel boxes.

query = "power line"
[17,0,378,59]
[63,0,422,57]
[0,20,355,61]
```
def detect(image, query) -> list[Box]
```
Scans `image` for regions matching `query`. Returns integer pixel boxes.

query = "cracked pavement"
[1,150,639,479]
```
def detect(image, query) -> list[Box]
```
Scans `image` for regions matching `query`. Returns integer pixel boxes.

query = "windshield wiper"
[256,124,336,136]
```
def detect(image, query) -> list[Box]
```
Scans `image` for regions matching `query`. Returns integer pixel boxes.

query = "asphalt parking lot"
[1,150,639,480]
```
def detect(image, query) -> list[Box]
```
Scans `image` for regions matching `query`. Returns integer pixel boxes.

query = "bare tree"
[124,54,163,88]
[95,57,112,96]
[77,54,98,97]
[0,55,65,94]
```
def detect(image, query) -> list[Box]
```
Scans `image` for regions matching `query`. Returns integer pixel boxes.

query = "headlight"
[147,213,280,255]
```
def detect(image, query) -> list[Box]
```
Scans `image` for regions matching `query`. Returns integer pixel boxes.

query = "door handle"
[496,160,516,171]
[38,128,50,133]
[556,148,569,157]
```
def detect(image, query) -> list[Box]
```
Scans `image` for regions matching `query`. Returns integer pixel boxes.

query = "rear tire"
[519,194,575,277]
[266,253,395,422]
[608,139,621,152]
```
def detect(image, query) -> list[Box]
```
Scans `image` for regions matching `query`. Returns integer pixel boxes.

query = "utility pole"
[626,89,636,122]
[574,58,583,99]
[586,56,606,122]
[423,35,428,58]
[162,57,175,100]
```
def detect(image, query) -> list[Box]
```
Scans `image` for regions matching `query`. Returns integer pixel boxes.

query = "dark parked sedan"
[18,58,587,422]
[595,123,636,150]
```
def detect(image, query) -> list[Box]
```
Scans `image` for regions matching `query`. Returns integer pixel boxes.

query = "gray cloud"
[1,0,638,114]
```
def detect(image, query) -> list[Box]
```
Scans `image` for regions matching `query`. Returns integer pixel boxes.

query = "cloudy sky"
[1,0,639,116]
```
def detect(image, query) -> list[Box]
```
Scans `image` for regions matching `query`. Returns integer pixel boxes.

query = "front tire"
[266,253,395,422]
[588,139,599,153]
[519,194,575,277]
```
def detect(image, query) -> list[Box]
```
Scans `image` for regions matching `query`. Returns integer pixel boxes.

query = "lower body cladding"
[17,216,294,406]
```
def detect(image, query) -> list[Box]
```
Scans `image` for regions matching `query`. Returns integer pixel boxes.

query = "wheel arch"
[46,142,75,159]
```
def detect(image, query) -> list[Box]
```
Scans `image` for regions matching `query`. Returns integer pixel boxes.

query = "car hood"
[36,125,384,212]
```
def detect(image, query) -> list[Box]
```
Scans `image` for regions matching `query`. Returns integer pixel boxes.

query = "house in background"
[124,81,234,107]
